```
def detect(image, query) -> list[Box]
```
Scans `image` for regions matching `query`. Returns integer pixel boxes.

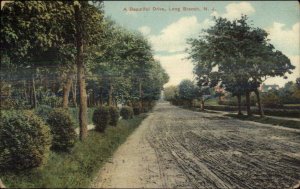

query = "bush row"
[1,101,156,171]
[0,108,76,171]
[92,106,134,133]
[131,100,156,115]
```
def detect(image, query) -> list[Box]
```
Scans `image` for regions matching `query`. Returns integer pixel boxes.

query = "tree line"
[0,1,169,140]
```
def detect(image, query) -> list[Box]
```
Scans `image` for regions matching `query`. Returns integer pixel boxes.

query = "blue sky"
[104,1,299,87]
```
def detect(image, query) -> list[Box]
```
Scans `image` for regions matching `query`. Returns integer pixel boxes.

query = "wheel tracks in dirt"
[92,102,300,188]
[180,127,300,188]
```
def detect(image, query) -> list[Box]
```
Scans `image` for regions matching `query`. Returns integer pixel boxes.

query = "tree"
[164,86,178,101]
[73,1,103,140]
[1,1,104,140]
[1,1,75,108]
[178,79,197,106]
[187,15,295,116]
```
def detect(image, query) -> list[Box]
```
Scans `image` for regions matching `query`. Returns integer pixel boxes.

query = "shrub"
[133,107,141,115]
[262,92,283,108]
[93,106,110,132]
[0,110,52,170]
[109,106,119,126]
[218,96,256,106]
[46,109,77,152]
[132,101,141,115]
[35,105,53,121]
[120,106,133,120]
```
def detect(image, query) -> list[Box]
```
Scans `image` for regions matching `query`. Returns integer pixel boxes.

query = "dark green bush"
[46,109,77,152]
[132,101,141,115]
[120,106,133,120]
[109,106,119,126]
[93,106,110,132]
[35,105,53,121]
[262,92,283,108]
[0,110,52,170]
[133,107,141,115]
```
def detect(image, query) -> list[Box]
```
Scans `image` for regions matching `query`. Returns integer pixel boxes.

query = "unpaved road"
[91,102,300,188]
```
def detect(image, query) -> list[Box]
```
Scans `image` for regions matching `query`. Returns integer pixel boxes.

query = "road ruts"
[92,102,300,188]
[146,102,300,188]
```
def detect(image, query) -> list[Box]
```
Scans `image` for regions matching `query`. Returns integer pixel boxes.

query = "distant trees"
[186,15,295,116]
[178,80,198,106]
[263,80,300,107]
[165,80,199,107]
[164,86,178,102]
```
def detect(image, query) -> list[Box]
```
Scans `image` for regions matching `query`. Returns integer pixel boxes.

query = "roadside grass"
[1,114,147,188]
[180,106,219,114]
[225,113,300,129]
[204,98,219,106]
[176,104,300,129]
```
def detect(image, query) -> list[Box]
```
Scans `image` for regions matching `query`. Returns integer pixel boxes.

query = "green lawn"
[1,114,147,188]
[205,98,219,106]
[225,113,300,129]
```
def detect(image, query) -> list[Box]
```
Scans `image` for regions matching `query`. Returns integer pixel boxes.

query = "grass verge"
[1,114,147,188]
[225,113,300,129]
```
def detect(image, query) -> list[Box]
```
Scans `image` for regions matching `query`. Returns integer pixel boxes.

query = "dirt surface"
[91,102,300,188]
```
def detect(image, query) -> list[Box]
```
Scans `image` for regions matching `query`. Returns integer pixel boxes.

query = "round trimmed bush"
[0,110,52,170]
[120,106,133,120]
[93,106,110,132]
[46,108,77,152]
[109,106,119,126]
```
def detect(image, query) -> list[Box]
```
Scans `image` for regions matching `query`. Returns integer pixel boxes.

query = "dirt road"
[91,102,300,188]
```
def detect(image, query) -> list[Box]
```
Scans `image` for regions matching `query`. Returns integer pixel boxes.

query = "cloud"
[211,2,255,20]
[267,22,300,55]
[264,55,300,87]
[154,53,194,87]
[138,26,151,36]
[223,2,255,20]
[148,16,213,53]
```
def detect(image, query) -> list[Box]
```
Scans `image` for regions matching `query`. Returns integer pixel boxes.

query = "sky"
[104,1,299,87]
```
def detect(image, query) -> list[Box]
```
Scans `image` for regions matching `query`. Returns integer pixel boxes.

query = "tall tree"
[187,15,295,116]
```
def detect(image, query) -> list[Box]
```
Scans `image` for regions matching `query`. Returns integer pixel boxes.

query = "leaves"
[187,15,295,97]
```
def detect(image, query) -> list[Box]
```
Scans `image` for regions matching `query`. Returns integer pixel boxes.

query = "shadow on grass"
[1,114,148,188]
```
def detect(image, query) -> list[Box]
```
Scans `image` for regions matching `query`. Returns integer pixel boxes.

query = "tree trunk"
[237,94,242,116]
[71,76,77,107]
[62,74,73,108]
[108,80,113,106]
[99,87,103,106]
[245,91,252,116]
[200,99,205,111]
[254,88,264,117]
[139,79,143,112]
[23,80,28,101]
[75,2,88,141]
[32,76,37,109]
